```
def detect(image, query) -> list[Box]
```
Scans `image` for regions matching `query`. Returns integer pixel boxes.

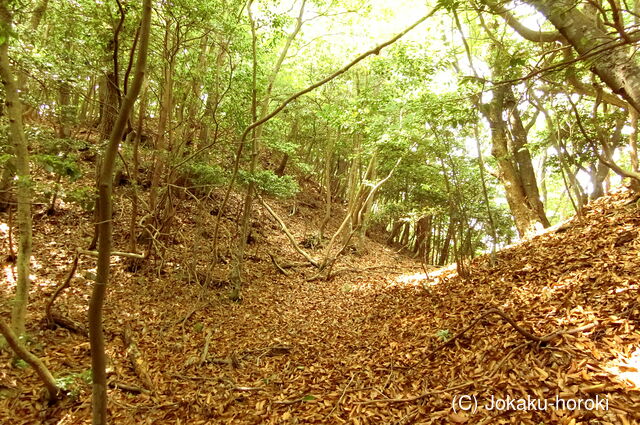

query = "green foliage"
[185,162,226,188]
[55,369,92,398]
[12,358,29,369]
[239,169,299,198]
[63,186,96,212]
[33,154,81,180]
[436,329,451,342]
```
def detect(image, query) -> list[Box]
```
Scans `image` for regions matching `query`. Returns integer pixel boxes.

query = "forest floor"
[1,178,640,424]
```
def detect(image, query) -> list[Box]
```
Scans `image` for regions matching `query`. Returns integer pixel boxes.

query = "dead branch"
[109,381,150,394]
[207,353,240,368]
[268,252,290,275]
[233,386,264,391]
[50,311,88,337]
[45,250,80,325]
[355,380,481,405]
[326,373,355,417]
[257,194,319,267]
[199,330,212,367]
[122,326,154,391]
[79,249,145,259]
[410,308,597,370]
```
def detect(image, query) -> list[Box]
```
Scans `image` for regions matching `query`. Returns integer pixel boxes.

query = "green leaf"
[301,394,316,401]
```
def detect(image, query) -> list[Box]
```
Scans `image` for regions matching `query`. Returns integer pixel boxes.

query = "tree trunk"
[0,320,61,400]
[319,132,333,239]
[527,0,640,112]
[506,88,549,227]
[0,0,33,337]
[413,215,432,258]
[629,109,639,172]
[149,22,175,213]
[88,0,151,422]
[480,84,546,238]
[386,220,403,245]
[98,72,119,141]
[57,80,73,138]
[438,216,454,266]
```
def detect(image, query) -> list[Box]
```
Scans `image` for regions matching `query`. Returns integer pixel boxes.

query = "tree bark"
[0,0,33,337]
[526,0,640,112]
[0,320,61,401]
[89,0,151,423]
[480,84,546,238]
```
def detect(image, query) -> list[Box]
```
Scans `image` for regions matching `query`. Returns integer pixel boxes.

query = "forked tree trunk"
[0,0,33,337]
[480,84,547,238]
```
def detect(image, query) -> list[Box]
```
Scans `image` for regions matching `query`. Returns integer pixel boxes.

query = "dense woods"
[1,0,640,423]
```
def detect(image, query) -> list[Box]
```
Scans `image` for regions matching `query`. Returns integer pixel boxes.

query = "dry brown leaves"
[0,186,639,424]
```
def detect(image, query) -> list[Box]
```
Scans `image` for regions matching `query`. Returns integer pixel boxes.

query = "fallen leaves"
[2,187,640,424]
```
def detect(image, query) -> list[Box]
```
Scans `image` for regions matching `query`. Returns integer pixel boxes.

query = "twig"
[109,381,150,394]
[268,252,290,275]
[122,326,154,391]
[258,194,319,267]
[79,249,145,259]
[327,373,355,417]
[409,308,597,370]
[356,380,481,405]
[45,250,80,325]
[489,341,532,378]
[199,330,212,366]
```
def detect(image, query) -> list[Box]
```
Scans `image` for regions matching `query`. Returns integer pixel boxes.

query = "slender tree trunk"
[506,89,549,227]
[0,320,61,400]
[150,22,175,213]
[629,109,639,172]
[57,80,73,138]
[438,216,454,265]
[413,215,431,257]
[129,85,147,253]
[98,72,119,141]
[0,0,33,338]
[88,0,151,422]
[319,131,333,239]
[30,0,50,29]
[229,0,307,297]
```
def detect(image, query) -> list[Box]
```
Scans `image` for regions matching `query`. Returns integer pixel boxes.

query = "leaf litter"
[0,186,639,424]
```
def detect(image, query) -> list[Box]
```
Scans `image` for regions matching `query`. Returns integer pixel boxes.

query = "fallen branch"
[326,373,355,417]
[79,249,145,259]
[122,326,154,391]
[199,330,212,367]
[257,194,319,267]
[355,380,481,405]
[268,253,290,275]
[410,308,598,370]
[45,250,80,325]
[233,386,264,391]
[49,311,88,337]
[0,319,62,401]
[109,381,150,394]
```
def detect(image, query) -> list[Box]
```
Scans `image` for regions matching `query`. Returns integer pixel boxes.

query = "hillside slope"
[0,186,639,424]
